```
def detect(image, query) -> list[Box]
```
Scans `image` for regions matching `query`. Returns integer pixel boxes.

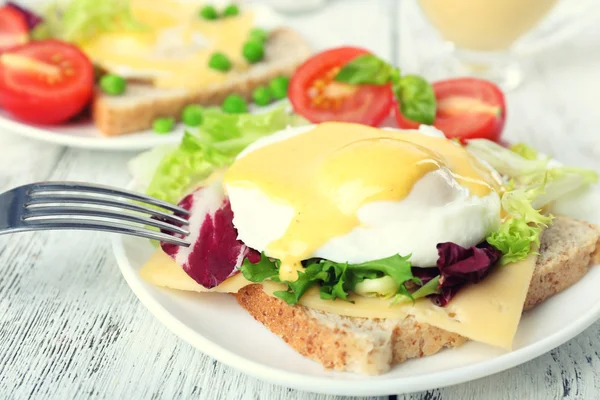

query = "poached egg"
[224,122,502,280]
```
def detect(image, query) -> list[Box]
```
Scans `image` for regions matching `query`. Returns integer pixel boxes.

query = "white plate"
[0,111,183,151]
[111,187,600,396]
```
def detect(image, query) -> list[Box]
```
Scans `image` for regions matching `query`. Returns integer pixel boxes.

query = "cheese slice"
[140,249,536,349]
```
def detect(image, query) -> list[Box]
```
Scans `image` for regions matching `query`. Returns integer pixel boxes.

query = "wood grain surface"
[1,0,600,399]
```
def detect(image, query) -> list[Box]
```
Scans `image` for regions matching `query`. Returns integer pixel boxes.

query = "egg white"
[227,125,502,267]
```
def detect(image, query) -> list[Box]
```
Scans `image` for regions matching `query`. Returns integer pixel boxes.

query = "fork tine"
[20,219,190,247]
[26,194,189,226]
[29,182,189,216]
[23,207,189,236]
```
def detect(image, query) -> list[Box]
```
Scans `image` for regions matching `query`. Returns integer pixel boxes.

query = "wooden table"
[1,1,599,399]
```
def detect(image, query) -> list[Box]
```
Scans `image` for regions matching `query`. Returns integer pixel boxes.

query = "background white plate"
[0,111,183,151]
[110,186,600,396]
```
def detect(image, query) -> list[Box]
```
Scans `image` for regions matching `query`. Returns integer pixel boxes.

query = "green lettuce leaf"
[37,0,145,42]
[466,139,598,208]
[240,253,417,305]
[353,275,398,299]
[392,276,440,305]
[487,218,542,265]
[468,139,598,264]
[240,253,280,282]
[143,106,305,204]
[466,139,549,177]
[501,184,554,227]
[528,167,598,209]
[487,179,553,264]
[510,143,538,160]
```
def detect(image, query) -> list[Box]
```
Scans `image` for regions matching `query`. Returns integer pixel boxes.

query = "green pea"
[208,52,232,71]
[242,41,264,63]
[181,105,203,126]
[252,86,272,106]
[249,28,268,44]
[269,76,289,99]
[100,74,126,95]
[222,4,239,17]
[199,5,218,20]
[153,117,175,134]
[222,94,248,114]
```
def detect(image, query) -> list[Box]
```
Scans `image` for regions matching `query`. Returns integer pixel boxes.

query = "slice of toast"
[93,27,311,136]
[235,216,600,375]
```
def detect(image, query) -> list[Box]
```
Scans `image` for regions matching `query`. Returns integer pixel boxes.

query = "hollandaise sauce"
[79,0,255,90]
[224,122,501,274]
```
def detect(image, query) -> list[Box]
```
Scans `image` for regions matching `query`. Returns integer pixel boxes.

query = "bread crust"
[235,216,600,374]
[92,28,311,136]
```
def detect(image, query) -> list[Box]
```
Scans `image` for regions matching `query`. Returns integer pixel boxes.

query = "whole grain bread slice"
[93,27,311,136]
[235,216,600,375]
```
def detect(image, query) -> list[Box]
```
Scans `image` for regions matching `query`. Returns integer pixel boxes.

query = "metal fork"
[0,182,190,246]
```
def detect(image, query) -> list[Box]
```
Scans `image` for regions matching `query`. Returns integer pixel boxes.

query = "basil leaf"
[334,54,395,85]
[394,75,436,125]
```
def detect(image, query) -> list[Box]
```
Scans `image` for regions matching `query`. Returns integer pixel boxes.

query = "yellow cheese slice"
[140,249,536,349]
[140,249,255,293]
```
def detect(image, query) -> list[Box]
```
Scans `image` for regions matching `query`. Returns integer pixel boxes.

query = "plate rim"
[111,232,600,396]
[0,115,182,151]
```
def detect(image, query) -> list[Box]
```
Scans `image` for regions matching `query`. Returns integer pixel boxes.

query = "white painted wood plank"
[283,0,394,60]
[0,135,64,190]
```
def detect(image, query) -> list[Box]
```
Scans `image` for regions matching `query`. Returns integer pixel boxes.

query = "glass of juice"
[417,0,598,90]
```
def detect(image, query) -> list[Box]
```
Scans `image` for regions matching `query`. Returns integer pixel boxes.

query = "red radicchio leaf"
[161,183,259,288]
[432,242,502,306]
[7,2,43,30]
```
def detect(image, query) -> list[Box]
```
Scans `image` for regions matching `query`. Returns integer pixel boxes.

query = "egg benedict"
[139,120,600,374]
[225,122,502,280]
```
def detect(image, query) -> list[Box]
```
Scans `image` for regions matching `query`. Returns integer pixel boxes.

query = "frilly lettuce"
[467,139,597,207]
[241,253,418,305]
[487,183,553,264]
[509,143,538,160]
[354,275,398,298]
[468,139,598,264]
[487,218,542,265]
[391,276,440,305]
[34,0,144,42]
[129,106,307,204]
[466,139,548,177]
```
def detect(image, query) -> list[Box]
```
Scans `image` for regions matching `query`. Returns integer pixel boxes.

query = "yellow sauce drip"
[78,0,254,90]
[224,122,501,273]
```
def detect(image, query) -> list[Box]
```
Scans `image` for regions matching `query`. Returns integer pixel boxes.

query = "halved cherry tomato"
[289,47,393,126]
[0,6,29,53]
[395,78,506,142]
[0,40,94,124]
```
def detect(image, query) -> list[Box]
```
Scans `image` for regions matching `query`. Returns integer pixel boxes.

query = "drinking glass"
[417,0,600,90]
